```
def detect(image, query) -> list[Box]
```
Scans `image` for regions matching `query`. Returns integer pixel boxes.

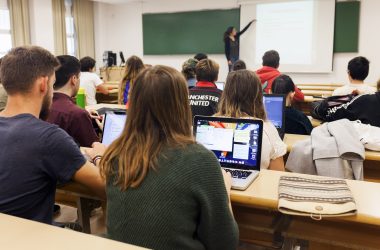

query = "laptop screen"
[263,95,285,130]
[193,116,263,171]
[102,112,127,146]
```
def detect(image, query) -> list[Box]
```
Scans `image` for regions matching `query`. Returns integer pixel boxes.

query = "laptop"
[215,82,225,91]
[101,111,127,146]
[193,116,263,190]
[263,94,286,139]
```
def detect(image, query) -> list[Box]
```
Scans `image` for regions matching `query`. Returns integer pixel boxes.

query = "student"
[87,65,239,249]
[181,58,198,88]
[118,55,144,105]
[272,75,313,135]
[47,55,100,147]
[256,50,304,101]
[332,56,376,96]
[223,20,256,71]
[217,70,286,170]
[194,53,208,61]
[0,57,7,111]
[188,59,222,119]
[232,59,246,71]
[79,56,109,106]
[0,46,105,224]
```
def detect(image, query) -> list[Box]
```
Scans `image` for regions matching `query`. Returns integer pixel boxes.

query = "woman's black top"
[224,21,253,61]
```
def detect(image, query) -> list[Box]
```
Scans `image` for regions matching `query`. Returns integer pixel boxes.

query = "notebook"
[101,112,127,146]
[263,94,286,139]
[193,116,263,190]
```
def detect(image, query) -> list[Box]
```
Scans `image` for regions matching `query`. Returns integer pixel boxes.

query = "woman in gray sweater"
[88,65,238,250]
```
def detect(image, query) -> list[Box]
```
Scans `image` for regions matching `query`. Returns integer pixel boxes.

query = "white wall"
[93,0,239,81]
[29,0,380,84]
[29,0,55,53]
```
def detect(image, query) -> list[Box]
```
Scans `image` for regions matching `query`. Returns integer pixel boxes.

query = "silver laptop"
[101,111,127,146]
[193,116,263,190]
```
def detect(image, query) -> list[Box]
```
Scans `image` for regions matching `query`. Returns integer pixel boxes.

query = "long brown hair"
[118,55,144,104]
[217,70,267,120]
[101,65,194,190]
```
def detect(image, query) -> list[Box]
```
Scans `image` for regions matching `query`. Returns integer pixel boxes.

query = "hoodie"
[256,66,305,101]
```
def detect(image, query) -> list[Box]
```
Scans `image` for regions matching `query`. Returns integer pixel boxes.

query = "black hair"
[54,55,81,90]
[272,75,295,95]
[262,50,280,68]
[80,56,96,72]
[194,53,208,61]
[232,60,246,71]
[347,56,370,81]
[223,26,234,41]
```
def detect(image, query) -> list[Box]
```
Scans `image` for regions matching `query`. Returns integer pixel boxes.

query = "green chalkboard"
[334,1,360,53]
[143,9,240,55]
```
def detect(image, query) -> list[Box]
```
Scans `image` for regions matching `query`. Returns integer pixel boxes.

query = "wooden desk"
[86,103,126,111]
[231,170,380,249]
[294,96,322,115]
[59,170,380,249]
[308,116,322,127]
[0,213,146,250]
[284,133,380,182]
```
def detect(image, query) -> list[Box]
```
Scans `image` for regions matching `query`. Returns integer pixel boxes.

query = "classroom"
[1,0,380,249]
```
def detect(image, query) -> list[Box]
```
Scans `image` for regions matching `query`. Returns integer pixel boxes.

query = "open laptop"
[193,116,263,190]
[263,94,286,139]
[101,111,127,146]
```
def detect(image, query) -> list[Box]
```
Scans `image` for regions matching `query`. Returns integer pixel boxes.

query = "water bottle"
[76,88,86,108]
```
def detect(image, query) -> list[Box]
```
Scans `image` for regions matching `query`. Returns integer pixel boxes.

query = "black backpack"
[311,93,358,121]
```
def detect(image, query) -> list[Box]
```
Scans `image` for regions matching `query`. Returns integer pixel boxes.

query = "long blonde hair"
[101,65,194,190]
[217,70,267,120]
[118,56,144,104]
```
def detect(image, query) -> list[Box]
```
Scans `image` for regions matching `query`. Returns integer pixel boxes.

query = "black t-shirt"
[0,114,86,224]
[285,107,313,135]
[188,83,222,120]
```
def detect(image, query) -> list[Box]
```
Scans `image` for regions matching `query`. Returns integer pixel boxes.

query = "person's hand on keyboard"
[222,169,232,196]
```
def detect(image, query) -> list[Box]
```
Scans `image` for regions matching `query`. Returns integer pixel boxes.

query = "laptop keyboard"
[224,169,252,179]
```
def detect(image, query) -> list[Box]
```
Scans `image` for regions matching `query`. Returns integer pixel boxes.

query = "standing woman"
[118,56,144,105]
[223,20,256,71]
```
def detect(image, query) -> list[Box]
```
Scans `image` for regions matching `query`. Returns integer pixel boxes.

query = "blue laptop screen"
[102,113,127,146]
[194,118,261,170]
[263,96,284,129]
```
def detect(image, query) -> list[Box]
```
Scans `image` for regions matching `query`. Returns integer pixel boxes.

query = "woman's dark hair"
[272,75,295,95]
[194,53,208,61]
[80,56,96,72]
[223,26,234,41]
[232,60,246,71]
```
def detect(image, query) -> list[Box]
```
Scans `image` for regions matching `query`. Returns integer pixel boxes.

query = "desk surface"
[284,133,380,161]
[0,213,146,250]
[86,103,126,111]
[231,169,380,226]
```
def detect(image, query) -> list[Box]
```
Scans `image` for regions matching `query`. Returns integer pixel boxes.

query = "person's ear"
[38,76,49,94]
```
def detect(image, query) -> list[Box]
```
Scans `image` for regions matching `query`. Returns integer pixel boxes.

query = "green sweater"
[106,143,239,250]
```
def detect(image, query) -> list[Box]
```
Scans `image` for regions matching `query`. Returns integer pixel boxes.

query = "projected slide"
[239,0,335,73]
[255,1,313,65]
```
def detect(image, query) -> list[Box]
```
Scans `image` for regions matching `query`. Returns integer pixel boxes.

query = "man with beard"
[0,46,105,224]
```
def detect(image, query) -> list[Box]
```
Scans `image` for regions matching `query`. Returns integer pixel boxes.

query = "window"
[0,5,11,58]
[65,0,76,56]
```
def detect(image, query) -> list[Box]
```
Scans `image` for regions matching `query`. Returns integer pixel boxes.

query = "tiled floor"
[53,204,106,236]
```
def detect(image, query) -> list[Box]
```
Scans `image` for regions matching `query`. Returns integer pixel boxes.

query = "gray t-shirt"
[0,114,86,224]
